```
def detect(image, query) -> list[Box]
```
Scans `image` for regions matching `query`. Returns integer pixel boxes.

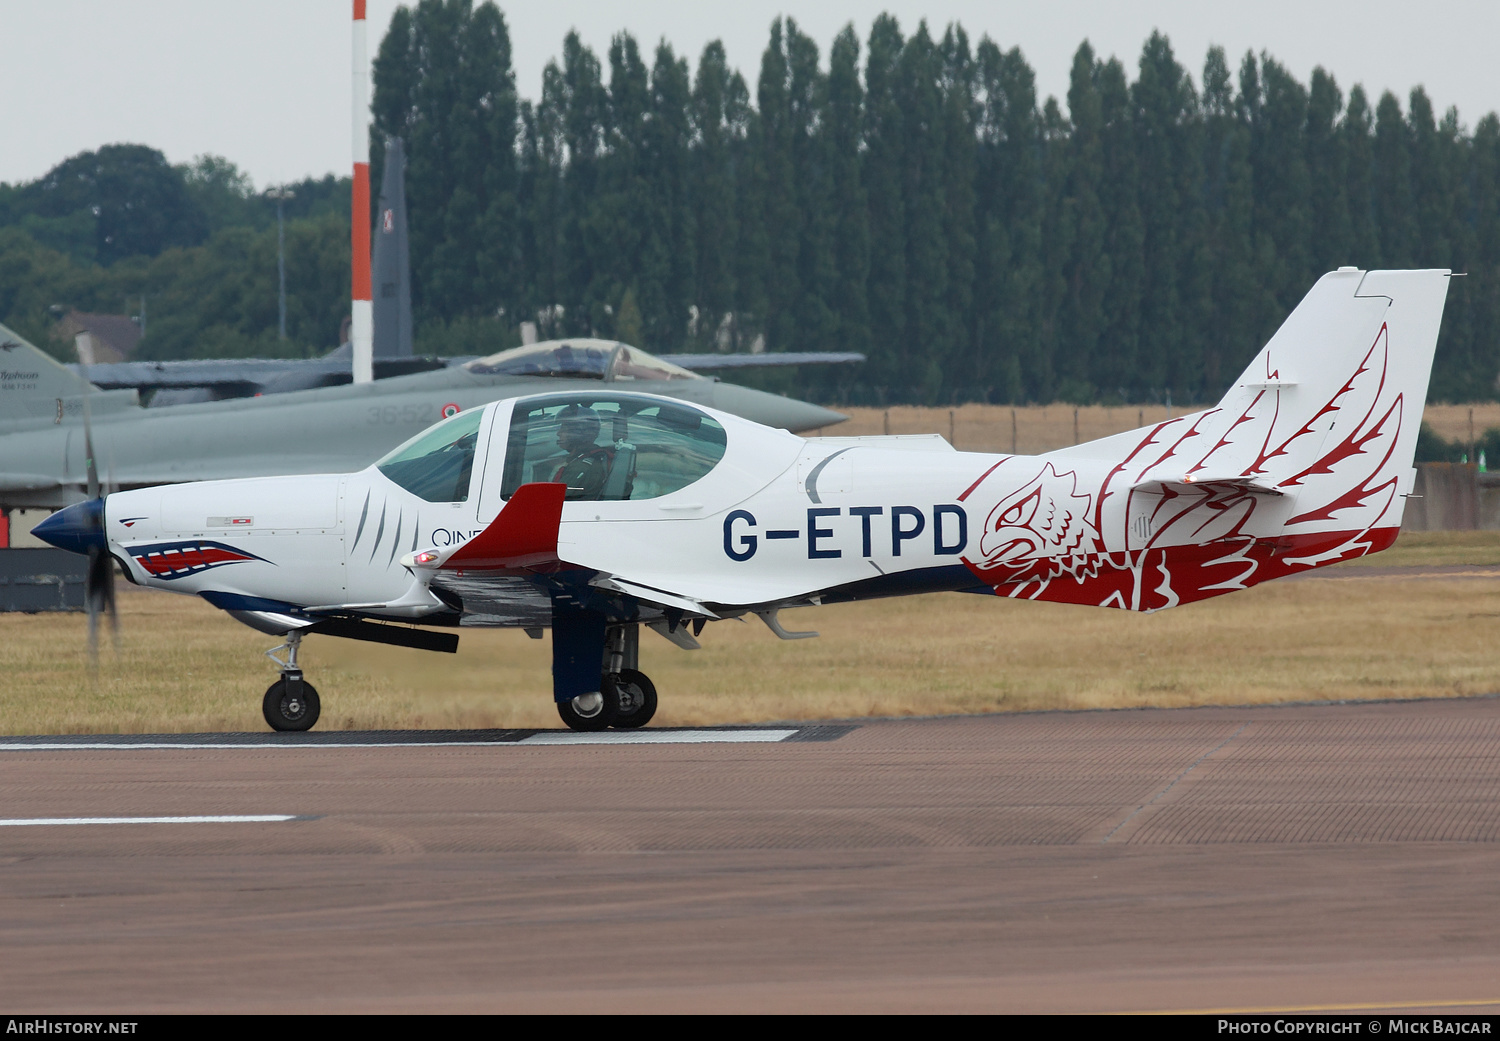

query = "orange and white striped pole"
[350,0,373,383]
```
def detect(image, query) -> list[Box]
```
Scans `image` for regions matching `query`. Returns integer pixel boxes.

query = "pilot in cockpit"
[552,404,613,500]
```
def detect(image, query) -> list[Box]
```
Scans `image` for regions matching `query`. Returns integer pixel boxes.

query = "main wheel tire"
[263,678,321,732]
[556,689,618,732]
[609,670,657,729]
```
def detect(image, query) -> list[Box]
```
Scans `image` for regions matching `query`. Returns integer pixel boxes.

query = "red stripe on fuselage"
[960,526,1400,612]
[136,546,253,576]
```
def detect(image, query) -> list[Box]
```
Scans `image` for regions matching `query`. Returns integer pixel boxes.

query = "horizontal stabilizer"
[442,482,565,570]
[1133,475,1285,497]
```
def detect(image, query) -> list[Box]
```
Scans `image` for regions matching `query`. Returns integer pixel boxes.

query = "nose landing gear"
[263,632,321,732]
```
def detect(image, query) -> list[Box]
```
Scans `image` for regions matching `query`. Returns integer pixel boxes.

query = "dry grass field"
[809,401,1500,455]
[3,531,1499,735]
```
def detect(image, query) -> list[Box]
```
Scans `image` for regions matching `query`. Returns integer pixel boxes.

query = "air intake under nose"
[30,498,106,556]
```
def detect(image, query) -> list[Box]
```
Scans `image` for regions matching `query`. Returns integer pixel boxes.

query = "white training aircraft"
[35,269,1452,732]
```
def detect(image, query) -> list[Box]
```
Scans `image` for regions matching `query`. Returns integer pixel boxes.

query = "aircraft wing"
[69,358,316,390]
[68,357,445,393]
[416,483,819,620]
[65,351,862,395]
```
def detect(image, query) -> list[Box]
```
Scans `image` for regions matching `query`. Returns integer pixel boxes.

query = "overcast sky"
[2,1,1495,189]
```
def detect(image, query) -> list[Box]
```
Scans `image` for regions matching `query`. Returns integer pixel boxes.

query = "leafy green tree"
[21,144,206,265]
[1342,86,1381,267]
[1055,42,1107,400]
[1253,57,1313,311]
[1374,90,1417,266]
[938,26,977,402]
[862,14,907,397]
[371,0,518,325]
[1305,68,1351,274]
[688,41,748,349]
[1095,57,1143,399]
[972,39,1042,402]
[1200,47,1257,389]
[181,155,258,234]
[825,27,870,366]
[641,42,696,349]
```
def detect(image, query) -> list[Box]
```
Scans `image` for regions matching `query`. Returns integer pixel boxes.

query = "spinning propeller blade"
[78,362,115,662]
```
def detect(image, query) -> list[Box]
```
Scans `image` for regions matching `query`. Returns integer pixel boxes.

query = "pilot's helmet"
[557,403,601,445]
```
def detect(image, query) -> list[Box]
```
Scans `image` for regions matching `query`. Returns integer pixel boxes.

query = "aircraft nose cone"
[31,498,106,556]
[709,384,847,433]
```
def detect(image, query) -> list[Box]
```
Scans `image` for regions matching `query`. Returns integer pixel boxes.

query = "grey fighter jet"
[0,325,846,513]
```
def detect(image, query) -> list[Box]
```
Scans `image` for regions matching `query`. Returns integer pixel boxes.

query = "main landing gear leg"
[552,615,659,732]
[553,609,616,731]
[605,625,656,729]
[262,631,321,732]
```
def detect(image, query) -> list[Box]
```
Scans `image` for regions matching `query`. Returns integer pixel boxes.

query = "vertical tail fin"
[1207,268,1450,502]
[0,321,98,425]
[1126,268,1451,561]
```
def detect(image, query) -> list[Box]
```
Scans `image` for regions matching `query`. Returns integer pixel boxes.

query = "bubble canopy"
[462,339,701,382]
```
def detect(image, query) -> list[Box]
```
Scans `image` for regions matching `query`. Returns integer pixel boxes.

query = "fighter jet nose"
[31,498,106,556]
[709,384,847,433]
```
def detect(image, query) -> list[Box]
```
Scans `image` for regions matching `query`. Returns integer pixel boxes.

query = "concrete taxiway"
[3,700,1500,1013]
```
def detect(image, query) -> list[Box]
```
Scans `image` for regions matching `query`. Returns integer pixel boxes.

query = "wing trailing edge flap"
[589,574,719,618]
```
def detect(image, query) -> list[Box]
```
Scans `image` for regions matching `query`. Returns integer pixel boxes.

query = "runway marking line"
[520,729,798,745]
[0,815,307,827]
[1128,997,1500,1015]
[0,729,810,751]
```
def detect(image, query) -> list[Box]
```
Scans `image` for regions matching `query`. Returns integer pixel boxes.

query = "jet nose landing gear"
[263,632,322,732]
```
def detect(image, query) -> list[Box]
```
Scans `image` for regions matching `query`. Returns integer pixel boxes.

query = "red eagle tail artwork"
[959,268,1453,612]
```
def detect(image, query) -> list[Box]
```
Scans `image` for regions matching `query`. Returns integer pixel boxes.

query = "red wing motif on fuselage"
[128,540,270,580]
[958,322,1405,611]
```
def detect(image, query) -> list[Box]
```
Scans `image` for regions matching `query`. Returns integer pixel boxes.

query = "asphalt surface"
[4,700,1500,1013]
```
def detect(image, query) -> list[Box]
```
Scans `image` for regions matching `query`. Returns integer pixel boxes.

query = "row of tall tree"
[371,1,1500,403]
[2,2,1498,403]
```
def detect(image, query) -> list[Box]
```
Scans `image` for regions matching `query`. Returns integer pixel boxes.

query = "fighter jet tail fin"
[0,321,99,424]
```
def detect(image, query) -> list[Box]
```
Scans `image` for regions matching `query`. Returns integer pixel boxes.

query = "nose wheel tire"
[263,677,321,732]
[609,670,657,729]
[557,689,618,732]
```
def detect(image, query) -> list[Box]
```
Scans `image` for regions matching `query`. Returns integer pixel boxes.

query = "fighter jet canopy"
[462,340,701,382]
